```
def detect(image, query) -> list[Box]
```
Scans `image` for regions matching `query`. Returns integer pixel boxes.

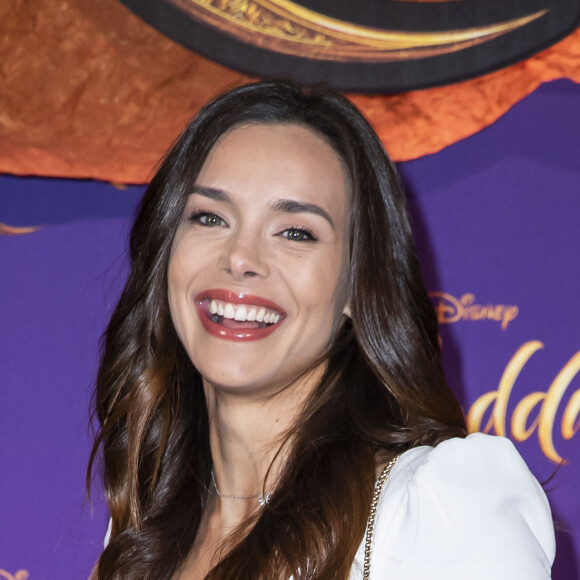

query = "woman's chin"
[201,375,286,399]
[199,358,327,404]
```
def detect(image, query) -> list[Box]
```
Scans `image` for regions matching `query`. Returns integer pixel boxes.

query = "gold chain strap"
[362,455,400,580]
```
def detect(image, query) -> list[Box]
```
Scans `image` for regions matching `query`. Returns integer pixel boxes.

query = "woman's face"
[168,122,351,395]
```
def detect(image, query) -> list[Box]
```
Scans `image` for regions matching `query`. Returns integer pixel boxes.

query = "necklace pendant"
[211,468,272,505]
[258,492,271,507]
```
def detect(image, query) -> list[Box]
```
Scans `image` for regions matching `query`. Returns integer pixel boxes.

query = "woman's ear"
[343,304,351,318]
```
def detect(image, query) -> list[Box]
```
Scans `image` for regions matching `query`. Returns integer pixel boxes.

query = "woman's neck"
[203,366,324,523]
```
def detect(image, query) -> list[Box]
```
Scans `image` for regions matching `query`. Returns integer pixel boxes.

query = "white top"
[349,433,555,579]
[104,434,555,578]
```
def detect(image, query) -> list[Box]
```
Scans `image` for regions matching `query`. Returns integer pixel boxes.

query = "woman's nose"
[219,231,270,281]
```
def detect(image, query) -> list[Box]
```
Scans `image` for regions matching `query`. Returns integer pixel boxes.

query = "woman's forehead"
[199,123,346,179]
[198,122,353,207]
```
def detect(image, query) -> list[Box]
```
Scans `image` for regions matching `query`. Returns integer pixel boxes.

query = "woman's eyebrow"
[191,185,232,203]
[271,199,335,230]
[190,188,335,229]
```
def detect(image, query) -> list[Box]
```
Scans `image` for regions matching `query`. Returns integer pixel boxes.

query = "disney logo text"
[429,292,518,330]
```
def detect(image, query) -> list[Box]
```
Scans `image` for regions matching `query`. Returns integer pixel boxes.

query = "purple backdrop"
[1,78,578,579]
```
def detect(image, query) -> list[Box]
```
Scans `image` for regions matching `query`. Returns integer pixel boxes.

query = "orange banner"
[0,0,578,182]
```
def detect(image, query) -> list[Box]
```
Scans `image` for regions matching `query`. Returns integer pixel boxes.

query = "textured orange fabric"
[0,0,578,183]
[352,28,580,162]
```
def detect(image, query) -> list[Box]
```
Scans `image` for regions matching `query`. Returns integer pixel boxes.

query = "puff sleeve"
[351,433,555,579]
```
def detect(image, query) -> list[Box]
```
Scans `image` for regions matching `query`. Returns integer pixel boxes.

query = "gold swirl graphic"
[0,223,41,235]
[0,570,29,580]
[170,0,547,61]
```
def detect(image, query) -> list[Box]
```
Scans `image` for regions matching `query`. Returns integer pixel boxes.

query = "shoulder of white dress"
[365,433,555,579]
[386,432,550,499]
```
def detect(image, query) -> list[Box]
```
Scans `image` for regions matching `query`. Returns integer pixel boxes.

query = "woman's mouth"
[194,291,286,341]
[207,299,282,329]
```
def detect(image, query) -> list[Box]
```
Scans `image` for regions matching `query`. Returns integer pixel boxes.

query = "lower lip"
[195,300,283,342]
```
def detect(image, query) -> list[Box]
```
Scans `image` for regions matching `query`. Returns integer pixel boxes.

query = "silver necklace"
[210,469,272,507]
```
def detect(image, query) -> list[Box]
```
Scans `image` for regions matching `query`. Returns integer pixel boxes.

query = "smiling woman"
[88,80,555,579]
[168,123,350,391]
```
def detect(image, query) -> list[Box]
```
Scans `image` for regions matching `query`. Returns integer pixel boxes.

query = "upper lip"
[194,289,287,316]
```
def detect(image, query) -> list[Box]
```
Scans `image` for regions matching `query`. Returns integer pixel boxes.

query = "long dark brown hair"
[88,80,466,579]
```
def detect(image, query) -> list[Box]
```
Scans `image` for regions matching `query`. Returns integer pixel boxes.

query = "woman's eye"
[189,212,226,227]
[280,227,318,242]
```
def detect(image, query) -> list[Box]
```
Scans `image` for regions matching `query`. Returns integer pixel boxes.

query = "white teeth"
[208,299,281,324]
[223,303,235,319]
[234,305,248,321]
